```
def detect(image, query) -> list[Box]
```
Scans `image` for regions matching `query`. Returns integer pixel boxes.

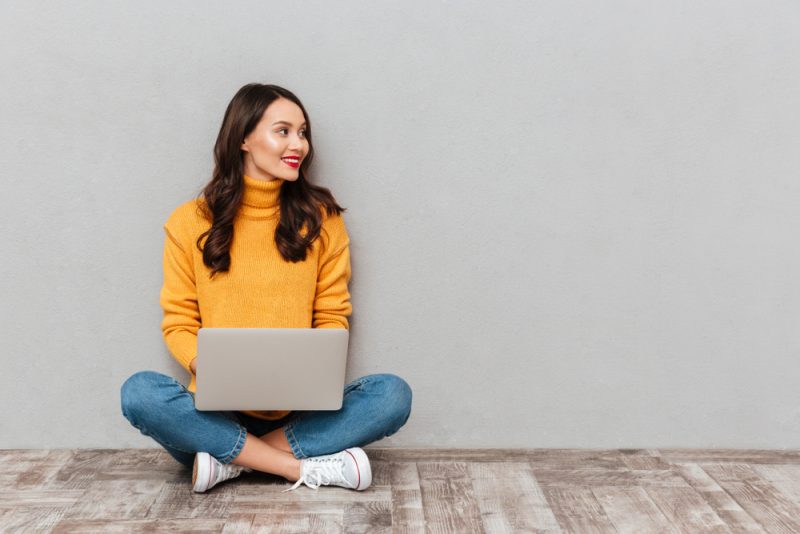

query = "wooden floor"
[2,448,800,533]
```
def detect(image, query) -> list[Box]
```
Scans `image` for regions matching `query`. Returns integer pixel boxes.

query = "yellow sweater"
[160,174,352,421]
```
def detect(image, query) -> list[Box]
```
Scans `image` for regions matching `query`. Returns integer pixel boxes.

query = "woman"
[120,83,412,493]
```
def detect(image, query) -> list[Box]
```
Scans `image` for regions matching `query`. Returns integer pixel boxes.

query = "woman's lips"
[282,158,299,169]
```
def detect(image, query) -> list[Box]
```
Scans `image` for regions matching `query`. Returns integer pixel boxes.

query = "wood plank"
[230,483,391,507]
[51,518,225,533]
[342,500,392,533]
[618,450,665,470]
[702,462,800,533]
[92,449,188,482]
[368,448,636,467]
[59,479,165,520]
[0,449,54,487]
[11,450,74,490]
[220,512,256,533]
[390,462,425,533]
[249,510,343,533]
[51,449,182,490]
[367,448,538,462]
[659,449,800,464]
[0,449,52,467]
[230,500,345,514]
[644,485,732,533]
[672,462,763,532]
[533,466,636,488]
[145,480,236,519]
[469,462,561,533]
[534,452,684,489]
[369,459,393,486]
[752,464,800,505]
[591,486,678,533]
[417,462,484,534]
[543,487,617,533]
[0,489,84,508]
[0,506,69,533]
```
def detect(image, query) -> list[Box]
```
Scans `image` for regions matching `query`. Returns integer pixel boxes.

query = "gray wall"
[2,0,798,449]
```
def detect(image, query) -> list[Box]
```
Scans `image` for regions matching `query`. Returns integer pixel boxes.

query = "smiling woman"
[119,83,413,496]
[200,84,341,270]
[240,98,308,179]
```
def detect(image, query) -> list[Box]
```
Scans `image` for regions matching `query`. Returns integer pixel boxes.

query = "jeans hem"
[284,423,307,459]
[219,424,248,464]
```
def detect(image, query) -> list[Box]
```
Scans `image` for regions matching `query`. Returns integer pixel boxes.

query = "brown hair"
[194,83,345,278]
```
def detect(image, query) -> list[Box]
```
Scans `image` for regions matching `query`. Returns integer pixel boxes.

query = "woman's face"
[241,98,309,182]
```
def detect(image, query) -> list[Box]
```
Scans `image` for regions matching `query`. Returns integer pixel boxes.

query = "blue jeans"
[120,370,412,467]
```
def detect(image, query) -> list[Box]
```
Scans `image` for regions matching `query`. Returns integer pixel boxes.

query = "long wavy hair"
[194,83,345,278]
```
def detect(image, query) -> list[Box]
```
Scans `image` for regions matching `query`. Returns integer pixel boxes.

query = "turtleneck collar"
[240,174,283,218]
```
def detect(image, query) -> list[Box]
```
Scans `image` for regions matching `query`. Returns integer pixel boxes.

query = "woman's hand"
[190,358,197,374]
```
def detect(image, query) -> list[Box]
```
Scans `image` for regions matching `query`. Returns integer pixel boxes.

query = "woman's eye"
[277,128,307,138]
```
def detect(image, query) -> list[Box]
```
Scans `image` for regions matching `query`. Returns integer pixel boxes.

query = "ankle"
[285,458,302,482]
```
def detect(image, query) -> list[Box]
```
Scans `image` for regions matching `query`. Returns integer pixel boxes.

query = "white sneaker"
[192,451,251,493]
[282,447,372,492]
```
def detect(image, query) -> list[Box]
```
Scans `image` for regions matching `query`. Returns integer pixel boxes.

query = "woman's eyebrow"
[272,120,307,127]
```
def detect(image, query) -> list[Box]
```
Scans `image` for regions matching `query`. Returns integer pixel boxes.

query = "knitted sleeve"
[312,212,353,330]
[159,207,201,375]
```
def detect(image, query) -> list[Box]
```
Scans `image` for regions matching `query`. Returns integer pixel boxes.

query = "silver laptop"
[194,327,349,411]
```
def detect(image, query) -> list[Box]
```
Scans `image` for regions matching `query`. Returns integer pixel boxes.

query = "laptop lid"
[194,327,349,411]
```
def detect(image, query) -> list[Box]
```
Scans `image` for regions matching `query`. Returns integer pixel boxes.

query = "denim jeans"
[120,370,412,467]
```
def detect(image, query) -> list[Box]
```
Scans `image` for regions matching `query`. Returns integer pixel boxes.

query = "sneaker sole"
[345,447,372,491]
[193,452,211,493]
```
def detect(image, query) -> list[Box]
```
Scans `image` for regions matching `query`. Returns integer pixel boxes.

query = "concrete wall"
[2,0,799,449]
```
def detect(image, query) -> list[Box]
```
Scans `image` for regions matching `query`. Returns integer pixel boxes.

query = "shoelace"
[282,456,346,492]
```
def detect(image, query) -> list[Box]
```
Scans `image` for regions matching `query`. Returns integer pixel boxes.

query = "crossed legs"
[228,429,301,481]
